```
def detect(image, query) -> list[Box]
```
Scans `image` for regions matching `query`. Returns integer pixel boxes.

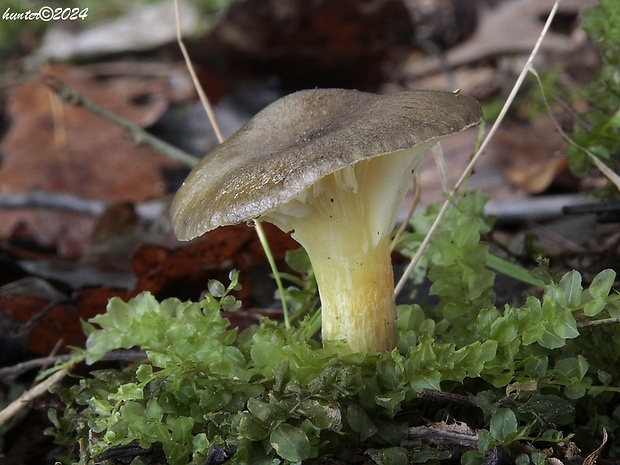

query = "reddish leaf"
[0,287,129,355]
[132,223,299,303]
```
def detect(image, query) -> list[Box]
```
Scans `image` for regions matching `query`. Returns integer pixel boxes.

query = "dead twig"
[0,368,68,427]
[42,75,198,168]
[409,421,478,448]
[173,0,224,145]
[0,190,106,215]
[0,190,166,220]
[172,0,289,323]
[578,318,620,329]
[0,350,147,382]
[418,388,473,405]
[394,0,563,297]
[583,428,608,465]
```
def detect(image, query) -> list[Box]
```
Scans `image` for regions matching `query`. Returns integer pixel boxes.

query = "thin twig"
[390,172,421,252]
[0,350,147,382]
[42,75,198,168]
[394,0,563,297]
[173,0,289,323]
[578,317,620,329]
[0,190,167,221]
[529,65,620,191]
[408,424,478,448]
[0,190,106,215]
[0,355,70,382]
[0,368,68,427]
[418,388,473,405]
[173,0,224,145]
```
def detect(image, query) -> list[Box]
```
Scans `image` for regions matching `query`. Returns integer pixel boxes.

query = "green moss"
[49,193,620,464]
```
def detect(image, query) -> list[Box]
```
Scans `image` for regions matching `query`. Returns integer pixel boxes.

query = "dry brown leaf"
[403,0,596,81]
[132,223,300,303]
[0,222,300,356]
[0,64,182,254]
[0,64,176,199]
[0,285,130,355]
[583,429,608,465]
[492,118,577,194]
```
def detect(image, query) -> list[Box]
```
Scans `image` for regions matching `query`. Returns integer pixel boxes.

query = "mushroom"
[171,89,482,353]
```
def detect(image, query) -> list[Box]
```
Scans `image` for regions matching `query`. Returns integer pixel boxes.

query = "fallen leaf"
[583,428,607,465]
[492,118,577,194]
[0,280,130,355]
[132,223,300,303]
[0,64,182,255]
[403,0,596,80]
[37,1,198,61]
[0,64,176,199]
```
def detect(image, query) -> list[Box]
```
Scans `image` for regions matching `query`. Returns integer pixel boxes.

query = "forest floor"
[0,0,616,464]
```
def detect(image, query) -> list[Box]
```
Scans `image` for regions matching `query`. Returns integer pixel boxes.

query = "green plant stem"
[173,0,287,325]
[486,254,546,288]
[254,220,290,329]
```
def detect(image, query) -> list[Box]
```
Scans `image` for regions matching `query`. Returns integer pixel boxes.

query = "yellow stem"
[309,235,396,352]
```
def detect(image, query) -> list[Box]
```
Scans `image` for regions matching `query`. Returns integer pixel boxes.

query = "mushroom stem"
[263,145,430,353]
[306,231,397,352]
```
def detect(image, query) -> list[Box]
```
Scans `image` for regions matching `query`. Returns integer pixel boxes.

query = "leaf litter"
[0,0,618,463]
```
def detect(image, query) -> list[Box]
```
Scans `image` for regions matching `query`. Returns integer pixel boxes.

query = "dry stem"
[394,0,563,297]
[0,368,68,427]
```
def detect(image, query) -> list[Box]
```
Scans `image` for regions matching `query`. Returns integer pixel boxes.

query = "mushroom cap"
[171,88,483,241]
